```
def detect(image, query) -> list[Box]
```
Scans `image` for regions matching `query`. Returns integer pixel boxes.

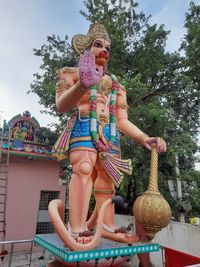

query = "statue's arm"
[116,85,149,145]
[55,67,87,113]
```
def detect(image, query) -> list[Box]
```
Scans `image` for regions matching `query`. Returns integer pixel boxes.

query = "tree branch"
[132,84,175,106]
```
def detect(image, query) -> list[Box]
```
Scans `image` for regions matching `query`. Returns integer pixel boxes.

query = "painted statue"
[50,24,166,251]
[26,125,34,141]
[11,122,21,139]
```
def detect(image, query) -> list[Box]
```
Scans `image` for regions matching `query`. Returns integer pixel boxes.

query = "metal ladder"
[0,127,11,256]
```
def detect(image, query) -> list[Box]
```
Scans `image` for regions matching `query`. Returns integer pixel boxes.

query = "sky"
[0,0,200,129]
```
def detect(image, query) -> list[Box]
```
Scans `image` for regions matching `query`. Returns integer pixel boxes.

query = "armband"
[117,103,129,110]
[75,81,88,93]
[138,134,149,145]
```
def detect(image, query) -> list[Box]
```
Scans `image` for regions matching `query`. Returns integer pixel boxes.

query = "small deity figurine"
[50,24,166,250]
[20,125,28,140]
[11,122,21,139]
[26,125,34,141]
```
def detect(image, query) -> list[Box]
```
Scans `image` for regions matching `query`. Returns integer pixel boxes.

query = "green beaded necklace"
[89,74,119,152]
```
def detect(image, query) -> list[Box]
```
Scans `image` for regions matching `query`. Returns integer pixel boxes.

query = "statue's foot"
[74,230,94,244]
[102,224,139,245]
[67,223,94,244]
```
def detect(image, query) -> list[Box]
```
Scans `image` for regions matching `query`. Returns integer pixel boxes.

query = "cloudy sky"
[0,0,199,128]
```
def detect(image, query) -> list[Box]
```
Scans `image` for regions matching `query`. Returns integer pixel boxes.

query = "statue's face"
[90,38,110,68]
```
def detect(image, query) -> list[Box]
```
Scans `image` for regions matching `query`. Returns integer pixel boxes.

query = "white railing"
[0,239,33,267]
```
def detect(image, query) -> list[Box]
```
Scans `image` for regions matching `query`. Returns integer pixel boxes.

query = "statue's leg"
[94,158,139,244]
[69,150,97,242]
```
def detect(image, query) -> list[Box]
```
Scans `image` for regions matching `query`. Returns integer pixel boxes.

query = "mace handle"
[147,145,159,192]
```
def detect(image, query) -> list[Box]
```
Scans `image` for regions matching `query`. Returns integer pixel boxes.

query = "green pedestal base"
[34,234,159,264]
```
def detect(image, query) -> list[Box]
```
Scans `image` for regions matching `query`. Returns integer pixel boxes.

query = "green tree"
[181,170,200,217]
[30,0,200,218]
[37,127,59,145]
[80,0,148,75]
[177,1,200,217]
[29,35,78,129]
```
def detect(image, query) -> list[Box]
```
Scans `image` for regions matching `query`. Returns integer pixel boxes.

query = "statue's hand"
[143,137,167,153]
[79,50,103,89]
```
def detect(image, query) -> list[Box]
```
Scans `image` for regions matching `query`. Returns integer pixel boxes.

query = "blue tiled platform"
[34,234,159,263]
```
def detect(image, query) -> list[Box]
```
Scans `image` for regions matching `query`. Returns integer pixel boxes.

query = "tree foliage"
[30,0,200,218]
[29,35,78,129]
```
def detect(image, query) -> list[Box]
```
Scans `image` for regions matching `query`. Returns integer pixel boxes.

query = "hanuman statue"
[50,24,166,251]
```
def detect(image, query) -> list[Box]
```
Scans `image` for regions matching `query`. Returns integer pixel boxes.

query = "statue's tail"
[48,199,112,251]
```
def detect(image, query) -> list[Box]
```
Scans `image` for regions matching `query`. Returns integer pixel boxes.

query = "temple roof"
[0,111,57,160]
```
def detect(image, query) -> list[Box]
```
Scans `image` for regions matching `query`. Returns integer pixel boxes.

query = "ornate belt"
[79,111,90,118]
[79,112,109,126]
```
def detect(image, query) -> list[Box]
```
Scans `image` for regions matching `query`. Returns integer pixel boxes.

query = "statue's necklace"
[89,74,119,152]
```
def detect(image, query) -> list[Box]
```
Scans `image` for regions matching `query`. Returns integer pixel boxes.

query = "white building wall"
[150,221,200,266]
[115,215,200,266]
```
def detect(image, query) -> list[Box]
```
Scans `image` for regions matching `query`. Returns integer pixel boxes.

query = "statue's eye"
[105,46,110,52]
[94,42,103,48]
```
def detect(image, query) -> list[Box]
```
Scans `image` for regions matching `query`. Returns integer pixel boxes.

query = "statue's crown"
[72,23,111,55]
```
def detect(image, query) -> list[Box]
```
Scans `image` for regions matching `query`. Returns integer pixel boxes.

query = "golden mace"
[133,145,171,240]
